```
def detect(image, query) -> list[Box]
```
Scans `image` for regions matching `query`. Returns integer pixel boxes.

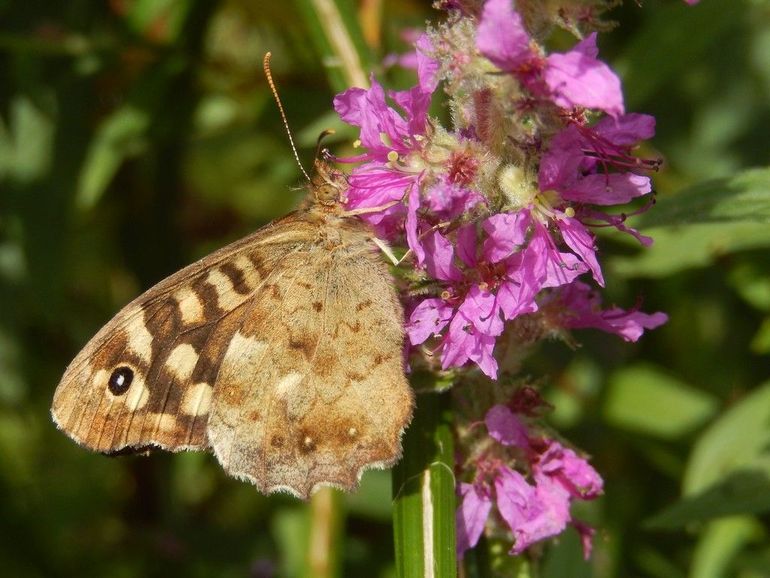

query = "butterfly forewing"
[51,222,301,452]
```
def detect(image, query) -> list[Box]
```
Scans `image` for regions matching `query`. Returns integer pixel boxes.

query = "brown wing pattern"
[51,212,413,498]
[51,218,312,453]
[207,226,412,497]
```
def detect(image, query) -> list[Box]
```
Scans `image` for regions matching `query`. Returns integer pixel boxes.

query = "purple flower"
[535,440,603,499]
[333,44,438,242]
[496,466,570,555]
[338,0,665,388]
[456,482,494,556]
[485,404,530,448]
[407,211,594,377]
[557,281,668,341]
[457,465,569,559]
[406,298,454,344]
[476,0,533,72]
[538,114,659,248]
[456,405,602,558]
[543,34,623,117]
[424,180,484,220]
[334,76,431,161]
[441,285,502,379]
[539,115,656,207]
[477,0,624,116]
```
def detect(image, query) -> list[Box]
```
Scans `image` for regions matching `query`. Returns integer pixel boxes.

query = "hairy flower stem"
[393,390,457,578]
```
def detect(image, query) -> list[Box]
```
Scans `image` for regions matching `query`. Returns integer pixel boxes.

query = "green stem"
[294,0,372,92]
[393,391,457,578]
[308,487,343,578]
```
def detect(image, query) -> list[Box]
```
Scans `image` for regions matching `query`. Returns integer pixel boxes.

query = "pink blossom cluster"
[333,0,671,560]
[457,404,603,558]
[335,0,666,380]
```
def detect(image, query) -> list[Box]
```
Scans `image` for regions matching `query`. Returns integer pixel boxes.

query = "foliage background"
[1,0,769,576]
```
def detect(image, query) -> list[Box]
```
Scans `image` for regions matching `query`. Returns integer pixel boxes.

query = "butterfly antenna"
[263,52,311,182]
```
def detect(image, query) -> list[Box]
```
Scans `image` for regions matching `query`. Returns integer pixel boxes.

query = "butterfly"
[51,156,414,499]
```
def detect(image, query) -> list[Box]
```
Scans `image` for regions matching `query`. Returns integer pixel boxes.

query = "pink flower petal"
[559,281,668,341]
[406,184,424,264]
[594,113,656,144]
[442,311,499,378]
[485,405,530,448]
[406,298,454,345]
[456,223,478,268]
[536,440,604,499]
[562,172,651,205]
[481,212,530,263]
[557,217,604,286]
[544,33,624,117]
[573,521,597,560]
[456,483,493,558]
[415,33,440,93]
[495,466,570,555]
[423,230,462,281]
[476,0,533,71]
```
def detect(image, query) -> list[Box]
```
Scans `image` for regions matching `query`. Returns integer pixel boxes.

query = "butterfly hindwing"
[207,226,412,496]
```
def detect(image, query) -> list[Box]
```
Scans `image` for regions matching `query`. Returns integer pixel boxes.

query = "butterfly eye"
[108,366,134,396]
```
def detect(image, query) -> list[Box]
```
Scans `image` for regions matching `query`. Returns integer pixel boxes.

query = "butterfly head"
[309,158,348,207]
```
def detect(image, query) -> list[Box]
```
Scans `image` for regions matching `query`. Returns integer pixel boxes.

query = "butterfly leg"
[341,200,401,217]
[371,237,400,266]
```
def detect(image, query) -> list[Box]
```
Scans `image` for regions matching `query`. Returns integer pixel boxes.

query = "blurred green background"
[2,0,770,577]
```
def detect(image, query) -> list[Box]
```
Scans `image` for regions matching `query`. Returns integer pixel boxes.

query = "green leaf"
[75,105,151,210]
[750,317,770,354]
[611,169,770,277]
[645,381,770,528]
[393,392,456,578]
[611,221,770,278]
[345,469,392,521]
[604,364,719,439]
[683,379,770,495]
[728,261,770,312]
[690,517,763,578]
[637,168,770,229]
[274,506,311,578]
[0,95,54,184]
[645,470,770,529]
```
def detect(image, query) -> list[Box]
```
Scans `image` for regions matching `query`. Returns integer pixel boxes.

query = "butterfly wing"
[207,223,413,497]
[51,214,413,497]
[51,215,319,453]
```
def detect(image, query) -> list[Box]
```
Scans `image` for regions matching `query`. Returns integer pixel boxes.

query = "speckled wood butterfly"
[50,55,413,499]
